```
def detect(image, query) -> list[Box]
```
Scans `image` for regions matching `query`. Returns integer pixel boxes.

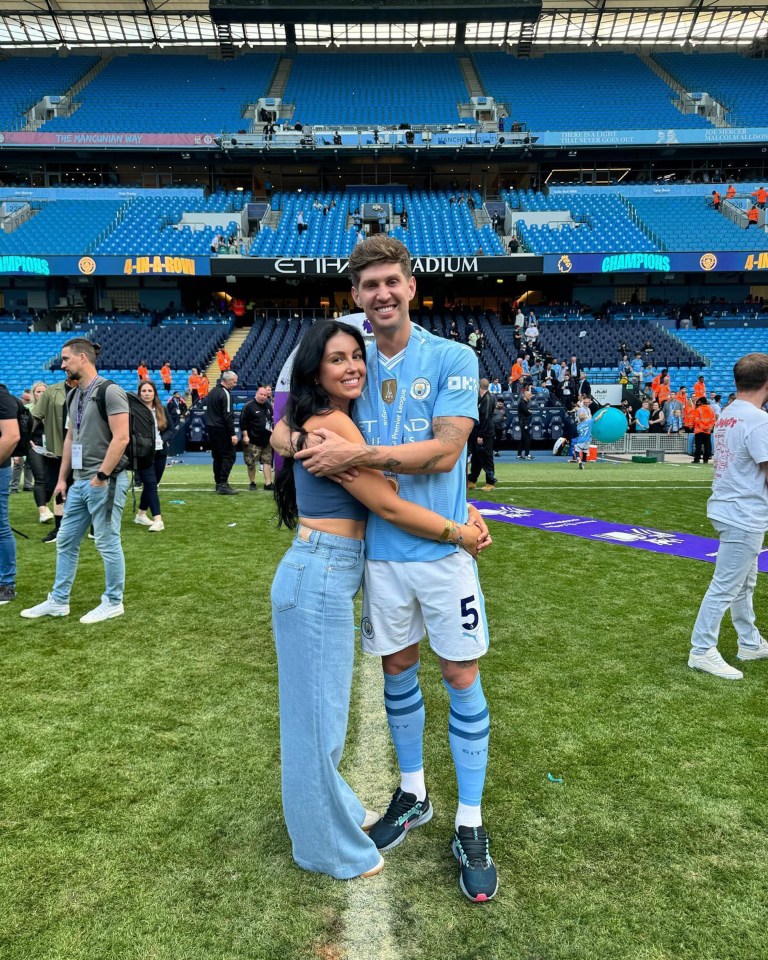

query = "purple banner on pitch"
[470,501,768,573]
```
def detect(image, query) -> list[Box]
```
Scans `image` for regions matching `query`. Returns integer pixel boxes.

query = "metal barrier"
[598,433,690,454]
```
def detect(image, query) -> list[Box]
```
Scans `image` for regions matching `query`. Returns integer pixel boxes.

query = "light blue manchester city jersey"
[354,323,479,562]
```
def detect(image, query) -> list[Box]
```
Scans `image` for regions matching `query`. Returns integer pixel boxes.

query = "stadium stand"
[673,325,768,396]
[0,331,74,395]
[472,52,711,131]
[0,56,98,131]
[41,54,278,133]
[0,197,127,256]
[283,53,468,126]
[653,53,768,128]
[232,316,308,389]
[629,196,768,252]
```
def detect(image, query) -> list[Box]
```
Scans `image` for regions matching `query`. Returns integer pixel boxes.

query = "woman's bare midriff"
[298,517,366,540]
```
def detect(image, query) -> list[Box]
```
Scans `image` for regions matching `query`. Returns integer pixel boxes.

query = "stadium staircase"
[203,327,249,385]
[457,57,485,99]
[22,56,110,132]
[640,52,729,128]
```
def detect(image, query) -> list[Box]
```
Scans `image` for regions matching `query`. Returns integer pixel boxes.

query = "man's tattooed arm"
[362,416,473,475]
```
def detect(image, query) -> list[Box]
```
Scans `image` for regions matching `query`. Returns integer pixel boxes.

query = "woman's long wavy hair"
[274,319,366,529]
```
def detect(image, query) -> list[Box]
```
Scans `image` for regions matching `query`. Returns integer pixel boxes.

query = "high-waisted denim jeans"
[691,520,765,654]
[271,526,380,879]
[51,473,129,606]
[0,465,15,587]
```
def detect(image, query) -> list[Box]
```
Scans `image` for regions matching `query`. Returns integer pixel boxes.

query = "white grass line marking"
[496,484,712,490]
[342,655,398,960]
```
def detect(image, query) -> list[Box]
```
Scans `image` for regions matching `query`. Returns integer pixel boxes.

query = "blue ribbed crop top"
[293,460,368,521]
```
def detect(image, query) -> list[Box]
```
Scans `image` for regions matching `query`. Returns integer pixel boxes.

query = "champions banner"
[543,251,768,274]
[0,255,211,276]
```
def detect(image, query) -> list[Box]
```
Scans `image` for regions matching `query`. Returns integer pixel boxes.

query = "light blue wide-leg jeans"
[690,520,765,654]
[0,464,15,587]
[271,527,380,879]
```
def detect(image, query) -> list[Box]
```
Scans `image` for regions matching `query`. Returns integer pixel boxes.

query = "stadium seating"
[0,56,97,132]
[232,315,308,389]
[0,198,127,256]
[473,52,710,131]
[0,331,74,396]
[284,53,468,126]
[42,54,278,133]
[629,196,768,252]
[654,53,768,128]
[673,326,768,396]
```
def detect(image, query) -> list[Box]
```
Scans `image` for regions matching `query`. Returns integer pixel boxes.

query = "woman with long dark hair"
[134,380,170,533]
[271,319,480,881]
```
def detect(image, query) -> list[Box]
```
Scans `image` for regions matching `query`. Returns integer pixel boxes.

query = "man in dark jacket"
[467,378,497,491]
[240,386,274,491]
[517,386,534,460]
[206,370,239,494]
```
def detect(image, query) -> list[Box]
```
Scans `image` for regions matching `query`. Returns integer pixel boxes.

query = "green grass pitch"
[1,459,766,960]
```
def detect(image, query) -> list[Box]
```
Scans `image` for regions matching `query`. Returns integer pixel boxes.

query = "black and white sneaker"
[0,584,16,605]
[368,788,433,852]
[452,825,498,902]
[42,528,58,544]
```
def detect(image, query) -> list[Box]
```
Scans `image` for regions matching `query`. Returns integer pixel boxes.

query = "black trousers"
[518,425,532,457]
[468,435,495,484]
[138,451,168,515]
[26,447,50,508]
[210,431,236,485]
[693,433,712,463]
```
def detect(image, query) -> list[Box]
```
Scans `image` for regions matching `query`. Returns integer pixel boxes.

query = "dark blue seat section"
[232,316,309,390]
[0,56,97,131]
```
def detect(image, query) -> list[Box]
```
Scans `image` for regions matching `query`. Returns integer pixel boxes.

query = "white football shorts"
[360,551,490,661]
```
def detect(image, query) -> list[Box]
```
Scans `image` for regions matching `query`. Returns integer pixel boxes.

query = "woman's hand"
[458,523,481,558]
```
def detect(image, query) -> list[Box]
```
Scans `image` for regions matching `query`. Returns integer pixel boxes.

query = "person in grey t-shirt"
[21,338,131,625]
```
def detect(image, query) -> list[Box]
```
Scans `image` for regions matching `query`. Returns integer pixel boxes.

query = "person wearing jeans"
[0,385,21,604]
[21,337,130,625]
[689,353,768,679]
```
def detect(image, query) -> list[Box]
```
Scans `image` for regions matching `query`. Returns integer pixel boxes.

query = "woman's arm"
[305,411,481,557]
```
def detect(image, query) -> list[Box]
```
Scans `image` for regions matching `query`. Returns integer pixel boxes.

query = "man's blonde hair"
[348,234,412,288]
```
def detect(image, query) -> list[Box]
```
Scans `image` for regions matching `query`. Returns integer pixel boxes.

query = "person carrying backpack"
[21,338,131,625]
[0,383,22,605]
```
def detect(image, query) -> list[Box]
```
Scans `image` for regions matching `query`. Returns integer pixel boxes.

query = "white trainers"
[80,600,125,624]
[21,596,70,619]
[361,809,381,832]
[147,519,165,533]
[134,514,153,526]
[737,638,768,661]
[39,507,54,524]
[688,647,743,680]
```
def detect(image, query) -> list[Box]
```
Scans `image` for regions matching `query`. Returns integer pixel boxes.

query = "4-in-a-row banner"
[543,251,768,274]
[0,255,211,276]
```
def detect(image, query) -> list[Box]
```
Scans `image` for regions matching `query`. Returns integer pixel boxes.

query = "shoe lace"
[382,790,420,826]
[457,828,491,868]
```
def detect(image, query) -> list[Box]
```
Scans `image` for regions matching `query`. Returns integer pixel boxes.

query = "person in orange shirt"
[509,358,524,392]
[188,367,201,406]
[651,367,668,398]
[137,360,149,381]
[692,396,716,464]
[160,361,172,394]
[656,375,672,405]
[693,375,706,399]
[676,385,688,404]
[711,189,721,211]
[725,184,736,200]
[197,373,210,399]
[747,205,760,227]
[682,397,696,432]
[217,348,231,372]
[751,186,767,209]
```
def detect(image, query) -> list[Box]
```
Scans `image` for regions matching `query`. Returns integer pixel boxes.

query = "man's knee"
[382,643,420,675]
[440,657,479,689]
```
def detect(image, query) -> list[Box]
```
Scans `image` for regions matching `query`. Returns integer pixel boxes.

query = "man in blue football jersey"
[291,235,498,902]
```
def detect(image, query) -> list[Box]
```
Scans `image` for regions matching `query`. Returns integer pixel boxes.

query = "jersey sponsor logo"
[361,617,375,640]
[381,378,397,404]
[448,375,479,392]
[410,377,431,400]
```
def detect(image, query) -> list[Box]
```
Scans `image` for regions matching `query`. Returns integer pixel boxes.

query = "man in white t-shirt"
[688,353,768,679]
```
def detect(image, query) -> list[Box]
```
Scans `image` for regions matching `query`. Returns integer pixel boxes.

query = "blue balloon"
[591,406,628,443]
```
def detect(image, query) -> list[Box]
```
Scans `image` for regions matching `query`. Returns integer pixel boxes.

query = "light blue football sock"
[444,673,489,807]
[383,661,425,779]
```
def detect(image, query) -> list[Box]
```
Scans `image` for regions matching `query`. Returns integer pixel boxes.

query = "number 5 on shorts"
[460,595,479,631]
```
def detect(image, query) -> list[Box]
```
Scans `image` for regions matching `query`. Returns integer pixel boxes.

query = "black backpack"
[0,384,32,457]
[67,380,156,472]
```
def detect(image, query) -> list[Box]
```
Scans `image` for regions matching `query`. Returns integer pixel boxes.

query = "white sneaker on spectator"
[21,596,70,619]
[147,519,165,533]
[80,601,124,624]
[736,638,768,661]
[38,508,54,524]
[134,514,153,526]
[688,647,743,679]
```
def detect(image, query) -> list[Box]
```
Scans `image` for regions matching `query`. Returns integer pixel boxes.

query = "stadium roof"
[0,0,766,49]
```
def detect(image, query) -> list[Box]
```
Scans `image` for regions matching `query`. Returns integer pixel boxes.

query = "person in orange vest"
[509,357,524,393]
[188,367,201,406]
[725,184,736,200]
[657,375,672,405]
[692,396,716,464]
[747,205,760,227]
[682,396,696,432]
[711,189,721,211]
[198,373,210,399]
[137,360,149,381]
[217,348,231,372]
[693,375,707,399]
[160,360,172,394]
[751,186,767,209]
[676,385,688,405]
[651,367,668,398]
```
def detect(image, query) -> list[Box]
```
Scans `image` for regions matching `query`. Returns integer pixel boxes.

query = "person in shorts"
[240,386,274,491]
[286,235,498,902]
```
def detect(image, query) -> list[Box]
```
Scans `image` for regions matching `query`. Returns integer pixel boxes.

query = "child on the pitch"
[575,409,592,469]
